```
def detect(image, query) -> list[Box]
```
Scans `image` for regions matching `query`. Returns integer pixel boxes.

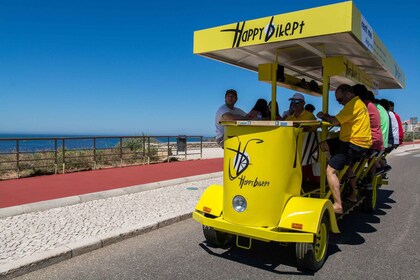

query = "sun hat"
[289,92,305,102]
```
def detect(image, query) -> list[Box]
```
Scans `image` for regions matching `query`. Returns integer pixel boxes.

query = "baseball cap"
[225,89,237,97]
[289,92,305,102]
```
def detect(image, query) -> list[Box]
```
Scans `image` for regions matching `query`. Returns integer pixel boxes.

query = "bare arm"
[220,112,248,121]
[316,112,340,126]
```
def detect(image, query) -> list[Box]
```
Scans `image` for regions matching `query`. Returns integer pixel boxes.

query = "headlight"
[232,195,247,212]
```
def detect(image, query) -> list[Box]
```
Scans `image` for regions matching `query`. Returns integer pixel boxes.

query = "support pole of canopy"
[319,59,330,198]
[270,49,279,121]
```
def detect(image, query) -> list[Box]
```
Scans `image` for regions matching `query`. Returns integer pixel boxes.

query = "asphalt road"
[17,148,420,280]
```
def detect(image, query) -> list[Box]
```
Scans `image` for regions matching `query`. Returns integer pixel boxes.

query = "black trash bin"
[177,136,187,153]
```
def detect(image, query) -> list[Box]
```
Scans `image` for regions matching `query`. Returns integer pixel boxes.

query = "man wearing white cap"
[285,92,316,121]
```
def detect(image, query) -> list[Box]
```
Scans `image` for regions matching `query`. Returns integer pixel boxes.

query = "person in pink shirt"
[353,84,384,152]
[353,85,384,177]
[389,100,404,146]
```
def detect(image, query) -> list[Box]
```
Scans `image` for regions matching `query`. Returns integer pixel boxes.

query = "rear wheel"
[295,213,329,271]
[203,226,232,247]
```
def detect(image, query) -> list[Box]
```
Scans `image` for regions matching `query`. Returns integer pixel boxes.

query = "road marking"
[395,152,410,156]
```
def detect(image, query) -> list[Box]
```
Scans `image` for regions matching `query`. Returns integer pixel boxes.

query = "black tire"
[202,226,232,247]
[295,212,330,271]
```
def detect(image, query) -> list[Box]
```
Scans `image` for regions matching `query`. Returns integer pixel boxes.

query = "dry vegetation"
[0,138,213,180]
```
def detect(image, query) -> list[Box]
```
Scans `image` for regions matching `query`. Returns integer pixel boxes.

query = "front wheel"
[295,213,329,271]
[202,226,232,247]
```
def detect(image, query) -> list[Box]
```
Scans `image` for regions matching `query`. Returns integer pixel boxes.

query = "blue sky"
[0,0,418,136]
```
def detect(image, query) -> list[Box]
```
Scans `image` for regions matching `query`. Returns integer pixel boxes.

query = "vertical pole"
[62,139,65,173]
[120,137,123,166]
[54,139,58,174]
[147,137,150,164]
[93,137,97,170]
[16,140,20,179]
[143,137,146,161]
[167,137,170,162]
[320,58,330,198]
[270,49,279,121]
[200,136,203,159]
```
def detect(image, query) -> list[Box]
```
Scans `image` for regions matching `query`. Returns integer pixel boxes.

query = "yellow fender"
[279,197,340,234]
[195,184,223,217]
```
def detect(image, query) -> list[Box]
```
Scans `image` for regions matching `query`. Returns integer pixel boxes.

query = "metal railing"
[0,135,203,179]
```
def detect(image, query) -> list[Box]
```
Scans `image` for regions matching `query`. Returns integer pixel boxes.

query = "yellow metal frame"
[193,211,314,243]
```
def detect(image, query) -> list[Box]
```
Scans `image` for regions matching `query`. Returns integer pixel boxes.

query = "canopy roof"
[194,1,405,93]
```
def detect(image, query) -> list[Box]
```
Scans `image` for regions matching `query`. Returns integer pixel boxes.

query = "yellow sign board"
[350,5,406,88]
[193,1,405,89]
[323,56,374,89]
[193,1,352,54]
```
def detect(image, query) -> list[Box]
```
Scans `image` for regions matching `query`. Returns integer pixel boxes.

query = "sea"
[0,133,213,153]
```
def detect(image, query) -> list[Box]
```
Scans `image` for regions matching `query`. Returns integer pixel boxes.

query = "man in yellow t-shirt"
[285,93,316,121]
[317,84,372,214]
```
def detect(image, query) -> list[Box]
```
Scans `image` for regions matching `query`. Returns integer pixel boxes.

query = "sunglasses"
[290,99,302,104]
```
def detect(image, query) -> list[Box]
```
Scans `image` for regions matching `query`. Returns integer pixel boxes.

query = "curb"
[0,171,222,218]
[0,211,193,279]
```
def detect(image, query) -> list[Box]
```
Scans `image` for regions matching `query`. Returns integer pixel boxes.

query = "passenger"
[353,85,384,176]
[353,85,384,152]
[247,98,268,119]
[285,93,316,121]
[267,101,282,120]
[388,104,400,148]
[377,99,394,173]
[372,95,389,150]
[379,99,398,151]
[304,103,316,113]
[215,89,248,147]
[389,101,404,145]
[317,84,372,214]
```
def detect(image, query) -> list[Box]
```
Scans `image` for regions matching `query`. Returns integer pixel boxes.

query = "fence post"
[94,137,97,170]
[54,139,58,174]
[16,140,20,179]
[142,137,146,164]
[147,137,151,164]
[200,136,203,159]
[62,139,65,173]
[120,137,123,166]
[167,137,170,162]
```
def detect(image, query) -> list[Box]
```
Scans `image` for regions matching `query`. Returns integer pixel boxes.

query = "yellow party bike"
[192,1,405,271]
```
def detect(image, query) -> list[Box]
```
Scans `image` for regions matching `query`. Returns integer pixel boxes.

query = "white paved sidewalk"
[0,174,222,279]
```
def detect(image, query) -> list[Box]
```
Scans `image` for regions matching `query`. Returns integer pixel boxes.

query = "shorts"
[327,138,368,170]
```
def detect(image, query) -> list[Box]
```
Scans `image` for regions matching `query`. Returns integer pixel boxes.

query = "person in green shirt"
[371,92,389,148]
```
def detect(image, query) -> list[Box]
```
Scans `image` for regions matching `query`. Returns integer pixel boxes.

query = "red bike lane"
[0,158,223,208]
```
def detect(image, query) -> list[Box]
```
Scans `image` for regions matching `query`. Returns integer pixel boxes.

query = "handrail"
[0,135,204,179]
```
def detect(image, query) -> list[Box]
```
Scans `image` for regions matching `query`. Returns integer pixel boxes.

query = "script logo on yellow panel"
[221,16,305,48]
[226,136,263,180]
